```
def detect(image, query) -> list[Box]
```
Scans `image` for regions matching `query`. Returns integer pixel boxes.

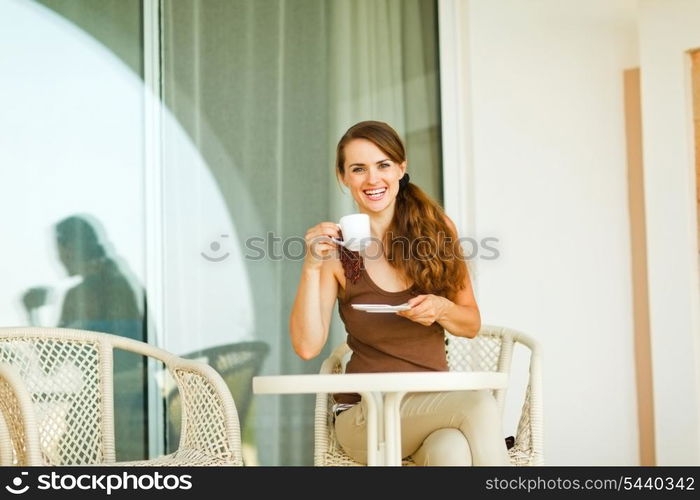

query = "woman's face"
[341,139,406,215]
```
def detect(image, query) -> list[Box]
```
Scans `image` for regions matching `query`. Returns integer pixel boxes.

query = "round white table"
[253,371,508,466]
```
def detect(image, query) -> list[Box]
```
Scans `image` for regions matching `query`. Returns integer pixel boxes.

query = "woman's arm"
[289,222,341,360]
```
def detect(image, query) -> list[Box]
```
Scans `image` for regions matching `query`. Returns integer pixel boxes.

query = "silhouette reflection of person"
[21,215,147,461]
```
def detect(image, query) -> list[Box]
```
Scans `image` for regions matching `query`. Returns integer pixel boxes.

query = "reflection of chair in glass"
[0,327,243,466]
[314,325,543,466]
[166,341,269,452]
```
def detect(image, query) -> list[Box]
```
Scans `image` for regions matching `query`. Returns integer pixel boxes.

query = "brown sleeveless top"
[334,247,448,404]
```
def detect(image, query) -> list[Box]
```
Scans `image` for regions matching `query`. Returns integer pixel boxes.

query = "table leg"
[384,391,406,466]
[359,391,383,466]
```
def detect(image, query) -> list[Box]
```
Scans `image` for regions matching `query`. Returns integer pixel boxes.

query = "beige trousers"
[334,390,511,466]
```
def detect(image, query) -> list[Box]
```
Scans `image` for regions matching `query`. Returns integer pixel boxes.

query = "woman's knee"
[412,428,472,466]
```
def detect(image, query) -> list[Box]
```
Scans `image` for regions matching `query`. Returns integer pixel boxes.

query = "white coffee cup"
[333,213,371,251]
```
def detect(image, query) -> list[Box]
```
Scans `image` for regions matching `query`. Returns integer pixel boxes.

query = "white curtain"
[328,0,441,222]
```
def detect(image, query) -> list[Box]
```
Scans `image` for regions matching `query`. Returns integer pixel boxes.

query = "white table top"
[253,371,508,395]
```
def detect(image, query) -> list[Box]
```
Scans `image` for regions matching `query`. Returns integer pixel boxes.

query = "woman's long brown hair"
[336,121,468,300]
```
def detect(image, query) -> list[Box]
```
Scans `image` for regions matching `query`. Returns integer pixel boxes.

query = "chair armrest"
[0,409,12,465]
[0,363,43,465]
[167,358,243,466]
[103,332,244,465]
[511,332,544,466]
[314,344,358,466]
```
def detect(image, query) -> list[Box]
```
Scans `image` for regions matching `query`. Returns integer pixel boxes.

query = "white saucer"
[351,303,411,313]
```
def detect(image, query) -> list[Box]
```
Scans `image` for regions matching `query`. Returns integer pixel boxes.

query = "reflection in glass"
[3,0,147,461]
[22,215,147,460]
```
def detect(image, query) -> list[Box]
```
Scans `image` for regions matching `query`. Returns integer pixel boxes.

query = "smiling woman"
[289,121,508,466]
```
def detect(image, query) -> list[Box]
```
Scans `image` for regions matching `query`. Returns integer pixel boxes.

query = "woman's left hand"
[396,294,452,326]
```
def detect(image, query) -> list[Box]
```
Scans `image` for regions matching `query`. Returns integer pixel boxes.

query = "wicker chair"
[314,324,543,466]
[0,327,243,466]
[166,341,269,453]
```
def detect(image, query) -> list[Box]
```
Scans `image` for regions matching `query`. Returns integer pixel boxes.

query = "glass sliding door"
[0,0,149,460]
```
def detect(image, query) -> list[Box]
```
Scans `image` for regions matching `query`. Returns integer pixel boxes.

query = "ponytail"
[387,182,467,300]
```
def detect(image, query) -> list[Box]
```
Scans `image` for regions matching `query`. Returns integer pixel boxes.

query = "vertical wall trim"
[689,50,700,254]
[624,67,656,465]
[686,47,700,462]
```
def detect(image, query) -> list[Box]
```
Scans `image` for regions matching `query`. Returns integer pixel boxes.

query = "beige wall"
[638,0,700,465]
[463,0,640,465]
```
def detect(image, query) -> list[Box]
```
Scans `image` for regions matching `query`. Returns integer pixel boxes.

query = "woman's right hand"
[304,222,340,268]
